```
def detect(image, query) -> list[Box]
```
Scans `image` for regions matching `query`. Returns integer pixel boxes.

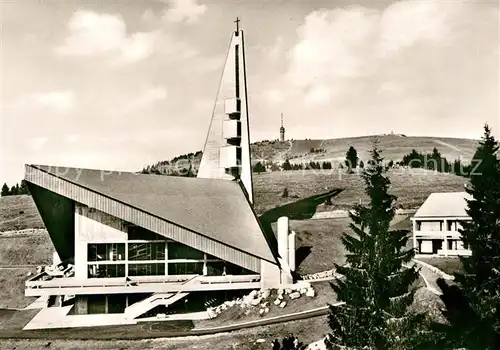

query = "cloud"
[31,90,76,112]
[260,36,285,61]
[263,89,285,104]
[56,10,159,63]
[377,1,459,57]
[161,0,207,24]
[305,85,333,106]
[283,0,498,138]
[121,85,167,115]
[287,6,379,90]
[27,137,49,152]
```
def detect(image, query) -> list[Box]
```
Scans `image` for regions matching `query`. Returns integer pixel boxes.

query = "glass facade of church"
[86,226,252,278]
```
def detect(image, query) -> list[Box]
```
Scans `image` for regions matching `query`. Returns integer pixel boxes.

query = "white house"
[411,192,472,257]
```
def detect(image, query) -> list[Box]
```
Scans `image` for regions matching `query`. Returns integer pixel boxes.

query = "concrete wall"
[74,203,128,279]
[260,259,281,289]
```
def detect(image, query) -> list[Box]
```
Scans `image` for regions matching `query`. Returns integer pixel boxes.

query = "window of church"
[128,226,164,241]
[87,243,125,262]
[206,261,252,276]
[128,242,165,261]
[128,263,165,276]
[167,262,203,275]
[87,263,125,278]
[168,243,204,260]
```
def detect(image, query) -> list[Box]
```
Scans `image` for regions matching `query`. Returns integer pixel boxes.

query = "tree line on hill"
[253,143,475,179]
[1,180,30,197]
[399,147,470,176]
[322,124,499,349]
[141,151,202,177]
[252,145,387,174]
[140,140,477,181]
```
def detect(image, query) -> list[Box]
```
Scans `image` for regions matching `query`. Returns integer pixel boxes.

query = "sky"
[1,0,499,185]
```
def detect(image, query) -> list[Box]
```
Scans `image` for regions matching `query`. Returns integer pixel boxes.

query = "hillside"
[0,195,43,232]
[258,135,478,165]
[144,135,478,174]
[253,168,466,215]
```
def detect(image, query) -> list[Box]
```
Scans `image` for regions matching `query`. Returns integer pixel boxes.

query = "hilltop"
[144,135,478,174]
[253,134,477,164]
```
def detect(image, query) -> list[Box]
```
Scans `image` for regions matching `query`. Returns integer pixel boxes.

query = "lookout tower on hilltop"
[280,113,285,142]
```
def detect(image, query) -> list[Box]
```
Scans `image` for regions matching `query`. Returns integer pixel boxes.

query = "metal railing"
[25,274,260,290]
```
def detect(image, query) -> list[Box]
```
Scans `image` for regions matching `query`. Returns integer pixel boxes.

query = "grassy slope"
[0,230,53,266]
[0,195,43,232]
[0,230,53,309]
[0,268,37,309]
[254,168,466,215]
[417,257,463,275]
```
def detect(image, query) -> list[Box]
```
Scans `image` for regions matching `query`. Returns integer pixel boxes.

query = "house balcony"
[413,230,462,239]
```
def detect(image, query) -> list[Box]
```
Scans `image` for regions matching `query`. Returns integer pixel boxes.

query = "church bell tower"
[197,18,254,204]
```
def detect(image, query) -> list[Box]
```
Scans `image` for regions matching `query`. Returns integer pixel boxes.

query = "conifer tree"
[1,183,9,197]
[446,124,500,349]
[345,146,359,170]
[328,143,422,349]
[19,180,30,195]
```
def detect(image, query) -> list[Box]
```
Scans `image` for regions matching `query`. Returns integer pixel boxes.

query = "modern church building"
[24,25,294,321]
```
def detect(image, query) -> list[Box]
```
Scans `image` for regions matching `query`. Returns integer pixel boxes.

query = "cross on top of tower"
[234,17,240,32]
[281,113,283,127]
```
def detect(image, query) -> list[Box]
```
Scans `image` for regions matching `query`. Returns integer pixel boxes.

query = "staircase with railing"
[123,276,200,319]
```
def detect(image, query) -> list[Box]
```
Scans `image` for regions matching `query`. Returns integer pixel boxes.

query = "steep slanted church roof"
[27,164,276,264]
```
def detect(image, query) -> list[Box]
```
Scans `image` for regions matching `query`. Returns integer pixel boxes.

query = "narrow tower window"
[235,44,240,98]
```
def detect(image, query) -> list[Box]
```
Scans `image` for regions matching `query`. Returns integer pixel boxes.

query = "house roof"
[413,192,472,218]
[29,164,276,263]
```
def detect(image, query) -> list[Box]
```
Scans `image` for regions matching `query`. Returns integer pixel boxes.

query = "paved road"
[0,306,332,340]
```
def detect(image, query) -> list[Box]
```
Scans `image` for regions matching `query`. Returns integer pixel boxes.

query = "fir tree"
[445,124,500,349]
[328,143,422,350]
[345,146,359,170]
[252,162,266,174]
[19,180,30,195]
[1,183,9,197]
[282,159,292,171]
